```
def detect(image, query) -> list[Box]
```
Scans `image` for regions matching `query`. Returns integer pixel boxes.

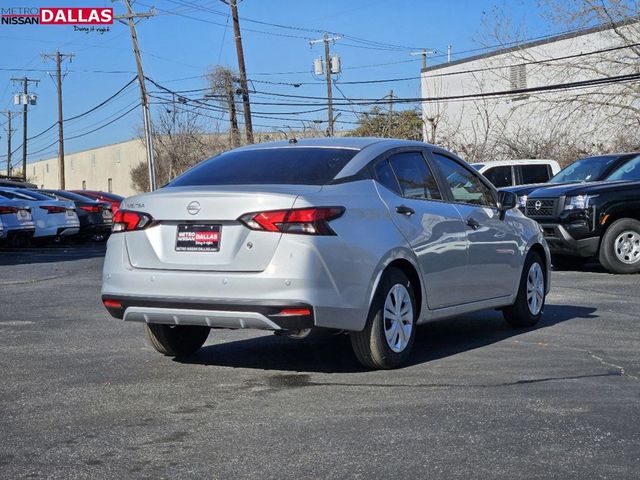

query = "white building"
[28,138,146,196]
[420,19,640,162]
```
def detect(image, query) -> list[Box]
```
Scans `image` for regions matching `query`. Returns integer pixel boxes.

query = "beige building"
[29,138,146,197]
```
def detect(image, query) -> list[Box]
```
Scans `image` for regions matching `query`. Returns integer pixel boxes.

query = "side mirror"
[498,191,517,217]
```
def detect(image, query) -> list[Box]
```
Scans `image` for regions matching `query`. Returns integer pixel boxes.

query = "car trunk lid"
[123,185,321,272]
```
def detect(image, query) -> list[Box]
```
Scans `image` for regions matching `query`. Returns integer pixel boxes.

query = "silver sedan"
[102,138,550,369]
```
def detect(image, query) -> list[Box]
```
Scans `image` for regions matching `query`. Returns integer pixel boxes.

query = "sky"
[0,0,557,165]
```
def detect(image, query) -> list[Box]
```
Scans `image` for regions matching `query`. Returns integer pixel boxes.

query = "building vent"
[509,64,527,90]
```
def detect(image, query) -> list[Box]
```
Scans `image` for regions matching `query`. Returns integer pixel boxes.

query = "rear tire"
[350,268,417,369]
[144,323,210,356]
[599,218,640,274]
[503,251,546,328]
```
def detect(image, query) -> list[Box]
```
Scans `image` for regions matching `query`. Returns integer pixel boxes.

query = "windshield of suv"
[549,155,619,184]
[605,155,640,182]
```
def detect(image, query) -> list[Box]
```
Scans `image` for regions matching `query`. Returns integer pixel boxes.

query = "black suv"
[522,154,640,273]
[501,153,640,208]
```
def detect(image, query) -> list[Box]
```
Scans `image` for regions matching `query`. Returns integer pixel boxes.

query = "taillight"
[112,209,154,233]
[79,205,101,213]
[0,206,18,214]
[238,207,345,235]
[40,205,67,214]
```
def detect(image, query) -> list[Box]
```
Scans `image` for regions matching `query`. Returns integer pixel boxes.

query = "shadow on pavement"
[175,303,598,374]
[0,243,106,266]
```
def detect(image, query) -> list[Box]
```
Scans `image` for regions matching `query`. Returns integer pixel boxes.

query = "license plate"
[67,209,75,217]
[175,224,221,252]
[18,209,30,220]
[102,209,112,220]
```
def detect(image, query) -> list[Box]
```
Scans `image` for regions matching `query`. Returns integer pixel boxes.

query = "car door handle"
[466,217,481,230]
[396,205,415,216]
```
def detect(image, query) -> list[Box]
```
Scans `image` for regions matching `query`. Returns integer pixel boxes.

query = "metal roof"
[422,17,640,73]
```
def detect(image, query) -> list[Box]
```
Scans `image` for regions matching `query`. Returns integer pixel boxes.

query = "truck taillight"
[112,209,154,233]
[238,207,345,235]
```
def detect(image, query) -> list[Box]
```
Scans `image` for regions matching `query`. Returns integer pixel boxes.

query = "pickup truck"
[501,153,640,209]
[524,176,640,273]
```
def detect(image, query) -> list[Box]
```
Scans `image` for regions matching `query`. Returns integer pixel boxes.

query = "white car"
[0,197,35,246]
[102,138,551,369]
[472,160,561,188]
[0,188,80,242]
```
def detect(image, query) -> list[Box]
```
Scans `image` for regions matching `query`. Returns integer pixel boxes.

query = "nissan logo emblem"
[187,201,201,215]
[534,200,542,211]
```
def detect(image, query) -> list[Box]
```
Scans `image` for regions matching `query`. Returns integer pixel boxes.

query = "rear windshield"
[41,190,98,202]
[167,147,358,187]
[549,155,619,183]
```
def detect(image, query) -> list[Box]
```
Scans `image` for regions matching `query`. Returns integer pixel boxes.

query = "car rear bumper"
[540,222,599,257]
[102,294,315,331]
[101,234,372,331]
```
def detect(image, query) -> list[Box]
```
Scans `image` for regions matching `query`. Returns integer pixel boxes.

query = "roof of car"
[233,137,432,152]
[472,159,558,166]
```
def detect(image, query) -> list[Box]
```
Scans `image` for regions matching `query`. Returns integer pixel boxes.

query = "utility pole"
[114,0,157,191]
[223,0,253,144]
[387,90,394,136]
[310,33,341,136]
[1,111,18,177]
[11,77,39,181]
[410,48,437,70]
[411,49,436,143]
[225,77,240,148]
[43,50,74,189]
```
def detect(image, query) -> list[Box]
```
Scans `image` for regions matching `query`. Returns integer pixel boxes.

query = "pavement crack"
[586,350,639,380]
[511,340,639,381]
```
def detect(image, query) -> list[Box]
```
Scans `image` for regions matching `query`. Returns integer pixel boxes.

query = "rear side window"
[388,152,442,200]
[374,160,401,195]
[483,166,513,187]
[519,164,551,184]
[167,147,358,187]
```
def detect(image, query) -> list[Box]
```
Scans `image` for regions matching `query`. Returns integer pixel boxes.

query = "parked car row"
[0,188,123,246]
[486,153,640,274]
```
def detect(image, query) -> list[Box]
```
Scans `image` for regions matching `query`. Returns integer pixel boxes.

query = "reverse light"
[564,195,590,211]
[111,209,154,233]
[40,205,67,214]
[238,207,345,235]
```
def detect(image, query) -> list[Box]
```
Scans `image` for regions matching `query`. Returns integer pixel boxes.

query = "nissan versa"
[101,138,551,369]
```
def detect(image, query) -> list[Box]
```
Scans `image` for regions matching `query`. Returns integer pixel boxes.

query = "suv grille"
[525,198,557,218]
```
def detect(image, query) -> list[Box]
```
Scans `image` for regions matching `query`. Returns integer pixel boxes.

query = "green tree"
[349,107,423,140]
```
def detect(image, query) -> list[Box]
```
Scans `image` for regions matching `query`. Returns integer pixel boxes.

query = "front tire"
[144,323,210,356]
[599,218,640,274]
[350,268,417,369]
[503,251,546,328]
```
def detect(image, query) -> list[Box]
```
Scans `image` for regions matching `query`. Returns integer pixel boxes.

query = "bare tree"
[131,109,225,192]
[479,1,640,153]
[208,66,241,148]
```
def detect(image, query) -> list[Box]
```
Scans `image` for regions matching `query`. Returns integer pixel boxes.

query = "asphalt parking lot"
[1,245,639,479]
